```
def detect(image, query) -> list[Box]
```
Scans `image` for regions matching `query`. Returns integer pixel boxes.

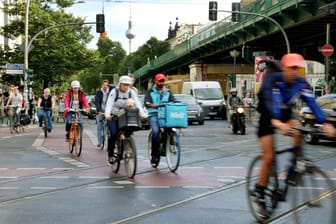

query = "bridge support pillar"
[189,63,206,81]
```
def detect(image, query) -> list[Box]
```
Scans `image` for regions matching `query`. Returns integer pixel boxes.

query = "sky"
[65,0,235,53]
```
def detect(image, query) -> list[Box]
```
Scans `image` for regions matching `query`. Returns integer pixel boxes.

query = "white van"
[181,81,226,120]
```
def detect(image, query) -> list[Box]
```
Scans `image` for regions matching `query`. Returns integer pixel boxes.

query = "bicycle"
[109,108,142,178]
[246,126,336,224]
[147,102,187,172]
[8,105,24,134]
[68,108,85,157]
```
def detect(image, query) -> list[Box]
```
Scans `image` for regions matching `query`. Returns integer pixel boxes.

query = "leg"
[96,114,104,146]
[107,119,118,158]
[65,113,72,139]
[46,110,53,130]
[38,109,44,126]
[149,116,160,161]
[258,134,275,187]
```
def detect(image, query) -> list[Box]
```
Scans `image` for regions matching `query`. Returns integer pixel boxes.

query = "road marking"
[30,187,57,190]
[214,166,244,169]
[0,176,18,179]
[87,186,124,189]
[16,168,46,170]
[0,187,19,190]
[218,178,236,183]
[182,186,214,189]
[114,180,135,185]
[0,168,9,170]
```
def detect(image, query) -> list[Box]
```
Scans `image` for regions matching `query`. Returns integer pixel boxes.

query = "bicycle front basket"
[158,102,188,128]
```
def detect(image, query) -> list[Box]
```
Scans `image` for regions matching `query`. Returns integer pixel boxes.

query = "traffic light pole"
[210,9,291,53]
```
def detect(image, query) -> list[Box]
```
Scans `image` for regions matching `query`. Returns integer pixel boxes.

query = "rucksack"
[114,88,132,102]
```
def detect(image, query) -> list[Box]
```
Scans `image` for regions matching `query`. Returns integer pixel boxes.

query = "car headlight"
[237,107,244,113]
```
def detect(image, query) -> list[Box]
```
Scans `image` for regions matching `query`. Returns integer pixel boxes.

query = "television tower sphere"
[126,21,136,39]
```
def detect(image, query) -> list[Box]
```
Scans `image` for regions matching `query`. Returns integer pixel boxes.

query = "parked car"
[137,94,149,130]
[174,94,205,125]
[87,98,97,119]
[298,93,336,144]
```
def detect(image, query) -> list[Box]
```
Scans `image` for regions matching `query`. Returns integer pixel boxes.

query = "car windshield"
[175,95,197,104]
[317,96,336,110]
[194,88,223,100]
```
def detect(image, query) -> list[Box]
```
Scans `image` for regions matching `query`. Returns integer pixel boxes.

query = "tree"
[1,0,97,94]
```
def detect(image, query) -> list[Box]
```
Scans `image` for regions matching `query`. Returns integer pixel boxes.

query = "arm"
[94,91,103,113]
[51,96,56,109]
[104,89,116,120]
[130,90,145,116]
[37,97,42,108]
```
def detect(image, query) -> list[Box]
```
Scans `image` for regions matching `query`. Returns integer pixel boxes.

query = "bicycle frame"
[68,109,83,157]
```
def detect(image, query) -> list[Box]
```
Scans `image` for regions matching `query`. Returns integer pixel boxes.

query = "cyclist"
[37,88,55,132]
[64,80,90,141]
[5,87,23,126]
[255,53,336,220]
[144,73,175,166]
[95,79,113,148]
[104,75,145,165]
[227,88,242,128]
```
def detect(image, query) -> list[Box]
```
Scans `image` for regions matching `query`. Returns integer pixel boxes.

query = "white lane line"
[0,176,18,179]
[30,187,57,190]
[218,176,244,179]
[135,186,170,189]
[181,167,203,169]
[114,180,135,185]
[87,186,124,189]
[16,168,46,170]
[0,187,19,190]
[40,176,69,179]
[52,168,74,170]
[32,134,44,147]
[218,178,236,183]
[0,168,9,170]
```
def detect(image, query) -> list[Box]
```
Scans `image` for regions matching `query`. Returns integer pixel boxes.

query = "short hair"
[44,88,50,94]
[102,79,109,85]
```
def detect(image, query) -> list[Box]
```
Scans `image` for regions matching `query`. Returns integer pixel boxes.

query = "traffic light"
[232,2,240,22]
[209,1,218,21]
[96,14,105,33]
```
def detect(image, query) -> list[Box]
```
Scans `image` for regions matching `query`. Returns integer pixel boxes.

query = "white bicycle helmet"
[71,80,80,88]
[230,88,237,93]
[119,76,132,84]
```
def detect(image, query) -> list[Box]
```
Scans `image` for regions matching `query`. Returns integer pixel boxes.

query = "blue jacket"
[144,85,175,117]
[257,72,326,123]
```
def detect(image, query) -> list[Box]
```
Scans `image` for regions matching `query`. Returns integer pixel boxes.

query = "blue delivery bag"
[158,102,188,128]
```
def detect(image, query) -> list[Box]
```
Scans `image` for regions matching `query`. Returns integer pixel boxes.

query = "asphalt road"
[0,118,335,224]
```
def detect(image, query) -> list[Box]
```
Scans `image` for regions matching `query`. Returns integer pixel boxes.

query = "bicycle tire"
[291,164,336,224]
[74,125,82,157]
[123,137,137,178]
[246,155,280,223]
[110,130,121,173]
[43,113,48,138]
[147,131,160,168]
[166,131,181,172]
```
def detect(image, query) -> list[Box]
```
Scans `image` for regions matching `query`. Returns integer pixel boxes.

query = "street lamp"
[230,49,240,88]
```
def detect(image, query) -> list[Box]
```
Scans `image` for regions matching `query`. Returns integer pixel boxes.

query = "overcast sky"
[65,0,235,53]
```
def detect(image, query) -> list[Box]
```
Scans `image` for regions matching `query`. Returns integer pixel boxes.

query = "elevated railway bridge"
[133,0,336,95]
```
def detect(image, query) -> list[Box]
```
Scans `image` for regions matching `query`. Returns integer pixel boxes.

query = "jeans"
[38,109,53,129]
[107,118,118,157]
[149,115,160,159]
[65,112,83,132]
[96,113,105,145]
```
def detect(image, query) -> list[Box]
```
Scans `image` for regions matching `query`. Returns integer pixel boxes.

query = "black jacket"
[95,84,115,113]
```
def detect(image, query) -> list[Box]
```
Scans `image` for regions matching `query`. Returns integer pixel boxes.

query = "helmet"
[230,88,237,93]
[71,80,80,88]
[119,75,132,84]
[154,73,166,81]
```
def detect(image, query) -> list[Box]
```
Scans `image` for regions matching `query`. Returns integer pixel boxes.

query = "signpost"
[5,64,24,74]
[321,44,334,57]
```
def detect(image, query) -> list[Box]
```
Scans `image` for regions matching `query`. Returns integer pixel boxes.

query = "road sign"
[5,69,23,74]
[6,64,24,70]
[321,44,334,57]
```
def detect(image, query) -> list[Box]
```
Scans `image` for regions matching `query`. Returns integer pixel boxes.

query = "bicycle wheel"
[291,164,335,224]
[246,155,280,223]
[43,114,48,138]
[147,131,160,168]
[165,131,181,172]
[73,125,82,157]
[123,137,137,178]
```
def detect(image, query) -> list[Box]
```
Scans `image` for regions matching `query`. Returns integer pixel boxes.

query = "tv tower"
[125,2,136,54]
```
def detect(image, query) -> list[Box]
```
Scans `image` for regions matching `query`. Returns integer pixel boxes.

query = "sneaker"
[150,157,159,168]
[107,157,114,166]
[48,129,52,133]
[65,133,70,141]
[39,122,42,127]
[97,143,101,148]
[254,199,270,221]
